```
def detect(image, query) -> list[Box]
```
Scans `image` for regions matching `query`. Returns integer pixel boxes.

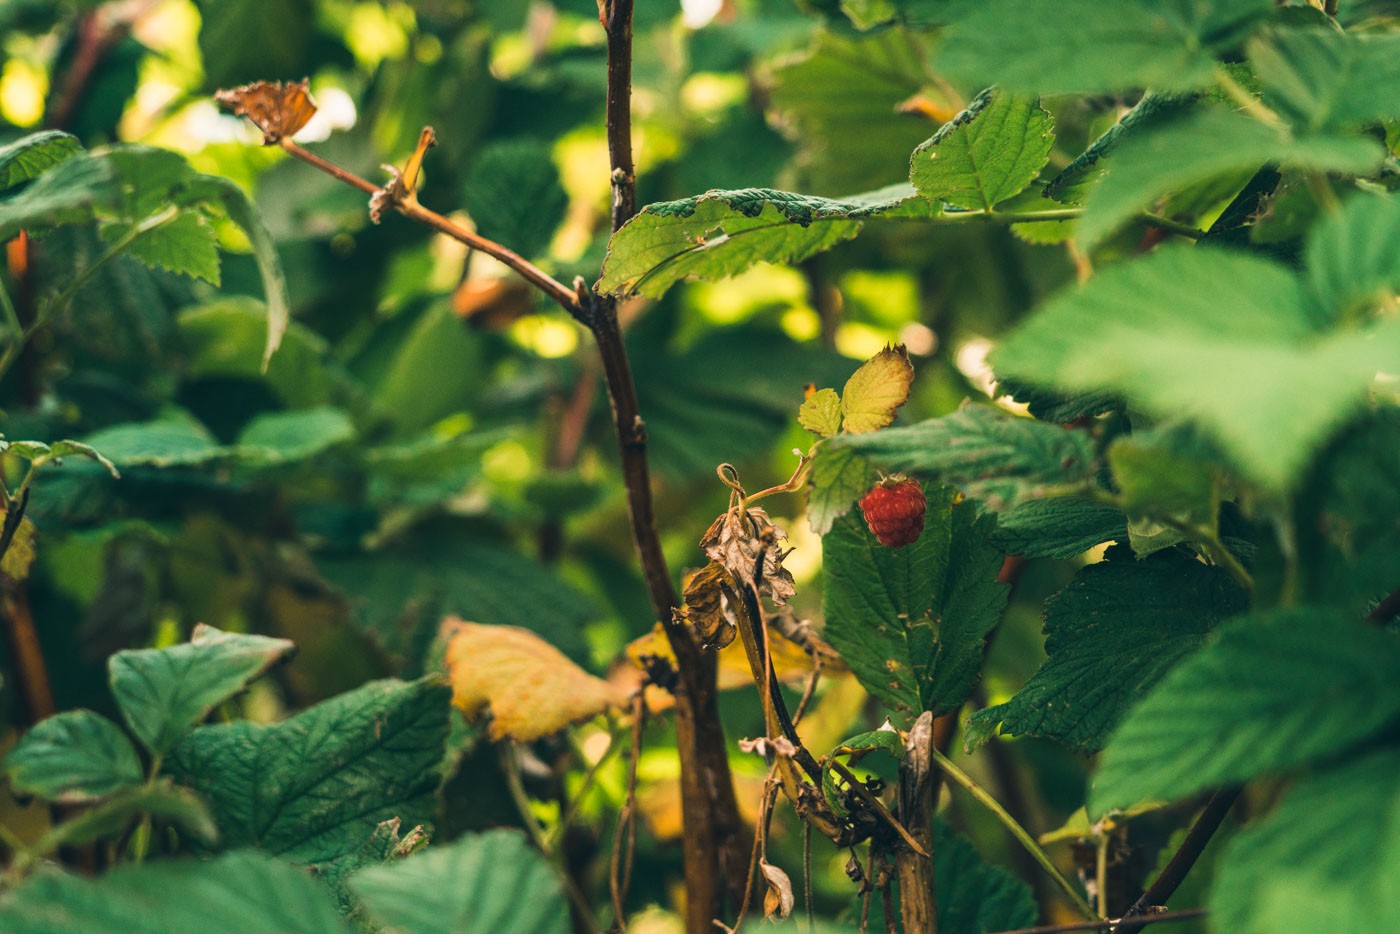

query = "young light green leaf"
[1249,28,1400,134]
[167,677,451,910]
[0,130,81,190]
[823,485,1008,726]
[841,344,914,434]
[4,710,143,804]
[1076,108,1383,248]
[1089,611,1400,818]
[1210,747,1400,934]
[828,404,1097,512]
[806,444,878,534]
[46,440,120,477]
[967,548,1247,753]
[992,245,1400,492]
[350,830,568,934]
[911,90,1054,211]
[597,185,933,299]
[1305,192,1400,325]
[110,624,296,756]
[798,387,843,438]
[937,0,1273,96]
[0,850,350,934]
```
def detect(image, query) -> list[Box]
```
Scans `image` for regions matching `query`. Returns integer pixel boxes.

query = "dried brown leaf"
[698,506,796,606]
[442,616,626,742]
[214,79,316,145]
[760,858,796,920]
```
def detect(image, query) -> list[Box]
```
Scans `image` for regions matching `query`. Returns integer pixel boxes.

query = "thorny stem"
[1112,788,1240,934]
[277,140,580,315]
[931,747,1097,920]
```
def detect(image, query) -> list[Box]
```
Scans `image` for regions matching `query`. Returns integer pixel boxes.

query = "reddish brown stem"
[2,579,56,724]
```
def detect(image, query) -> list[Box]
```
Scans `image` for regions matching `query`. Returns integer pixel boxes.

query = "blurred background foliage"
[0,0,1170,926]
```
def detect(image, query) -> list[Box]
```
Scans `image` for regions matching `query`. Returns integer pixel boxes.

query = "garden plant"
[0,1,1398,932]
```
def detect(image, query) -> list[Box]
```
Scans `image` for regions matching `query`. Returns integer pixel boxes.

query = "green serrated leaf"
[597,185,933,299]
[911,90,1054,211]
[1045,92,1195,205]
[1306,192,1400,326]
[462,139,568,260]
[4,710,143,804]
[235,407,355,464]
[829,404,1097,511]
[993,245,1400,492]
[1090,610,1400,818]
[935,818,1039,933]
[1249,28,1400,135]
[967,548,1248,753]
[0,850,349,934]
[989,498,1126,559]
[806,444,878,535]
[350,830,568,934]
[799,388,843,438]
[1076,108,1383,248]
[938,0,1273,96]
[107,212,221,285]
[167,677,451,911]
[0,130,81,190]
[823,485,1008,725]
[0,152,118,241]
[1210,747,1400,934]
[110,624,297,756]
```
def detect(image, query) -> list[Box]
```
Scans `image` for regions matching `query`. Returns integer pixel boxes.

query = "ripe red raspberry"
[859,477,926,548]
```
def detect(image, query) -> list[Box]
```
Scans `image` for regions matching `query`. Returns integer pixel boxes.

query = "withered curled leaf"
[760,858,795,920]
[215,79,317,145]
[680,561,742,650]
[698,506,796,606]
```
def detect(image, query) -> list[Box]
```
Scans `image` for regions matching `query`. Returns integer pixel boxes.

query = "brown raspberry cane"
[858,476,926,547]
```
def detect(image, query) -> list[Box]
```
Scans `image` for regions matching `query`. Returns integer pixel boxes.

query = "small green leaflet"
[3,710,144,804]
[0,130,81,190]
[799,388,843,438]
[911,90,1055,212]
[806,444,878,535]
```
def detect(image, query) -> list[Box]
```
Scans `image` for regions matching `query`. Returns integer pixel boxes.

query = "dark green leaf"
[806,444,878,535]
[198,0,316,89]
[0,130,81,190]
[38,782,218,853]
[81,417,225,469]
[0,850,350,934]
[598,184,934,299]
[4,710,143,803]
[110,624,296,755]
[1210,747,1400,933]
[168,678,450,910]
[350,829,568,934]
[937,0,1273,96]
[911,90,1055,211]
[993,245,1400,492]
[462,139,569,259]
[1090,610,1400,817]
[1077,108,1382,248]
[1306,192,1400,325]
[235,407,355,464]
[989,498,1127,560]
[934,818,1039,933]
[1044,92,1195,205]
[828,404,1097,511]
[370,302,486,437]
[967,548,1248,753]
[823,484,1008,725]
[0,152,118,241]
[1249,28,1400,134]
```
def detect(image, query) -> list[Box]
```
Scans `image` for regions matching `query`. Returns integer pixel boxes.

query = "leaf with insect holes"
[841,344,914,434]
[799,387,843,438]
[442,618,627,742]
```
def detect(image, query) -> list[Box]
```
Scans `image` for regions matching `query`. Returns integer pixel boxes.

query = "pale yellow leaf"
[442,617,626,742]
[840,344,914,434]
[798,387,842,438]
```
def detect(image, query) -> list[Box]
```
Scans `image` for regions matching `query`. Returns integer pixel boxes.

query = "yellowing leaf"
[1,513,36,581]
[840,344,914,434]
[442,617,626,742]
[798,387,842,438]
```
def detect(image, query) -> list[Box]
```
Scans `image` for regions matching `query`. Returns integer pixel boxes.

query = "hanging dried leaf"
[680,561,743,649]
[214,79,317,145]
[698,506,796,606]
[442,617,626,742]
[760,858,796,920]
[841,343,914,434]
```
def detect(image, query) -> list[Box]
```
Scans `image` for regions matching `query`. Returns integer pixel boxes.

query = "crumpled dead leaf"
[680,561,742,649]
[214,79,317,144]
[760,858,795,920]
[698,506,795,606]
[442,616,627,742]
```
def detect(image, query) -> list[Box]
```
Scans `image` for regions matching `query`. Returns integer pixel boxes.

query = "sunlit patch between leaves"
[442,616,628,742]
